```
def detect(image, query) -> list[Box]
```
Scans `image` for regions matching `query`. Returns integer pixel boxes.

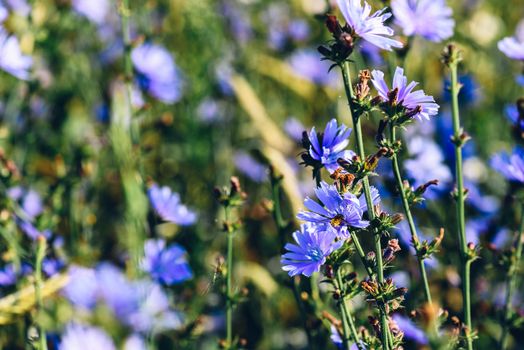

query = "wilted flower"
[498,20,524,60]
[148,184,197,225]
[142,239,192,285]
[0,28,32,80]
[297,181,372,231]
[391,0,454,42]
[371,67,439,121]
[490,146,524,183]
[71,0,110,25]
[131,43,184,104]
[60,324,116,350]
[303,118,354,173]
[336,0,403,51]
[281,223,343,277]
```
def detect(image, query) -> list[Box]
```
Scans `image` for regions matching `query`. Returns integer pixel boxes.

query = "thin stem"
[34,237,48,350]
[224,205,234,348]
[499,203,524,349]
[449,61,473,350]
[389,125,433,305]
[335,269,365,350]
[341,61,389,350]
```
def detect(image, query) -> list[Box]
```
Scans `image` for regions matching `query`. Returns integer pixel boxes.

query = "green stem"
[335,269,364,350]
[341,61,389,350]
[499,203,524,349]
[449,61,473,350]
[389,125,433,305]
[34,237,48,350]
[224,205,234,348]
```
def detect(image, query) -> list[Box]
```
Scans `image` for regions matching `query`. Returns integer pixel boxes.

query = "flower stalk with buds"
[443,44,475,350]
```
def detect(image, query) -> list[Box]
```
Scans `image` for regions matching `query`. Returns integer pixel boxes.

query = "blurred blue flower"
[63,266,99,309]
[391,0,454,42]
[306,118,354,173]
[233,152,268,183]
[505,104,524,132]
[404,136,452,196]
[18,221,52,241]
[443,75,480,107]
[21,189,43,220]
[329,326,360,349]
[72,0,110,25]
[60,323,116,350]
[490,146,524,183]
[96,263,139,320]
[288,20,310,42]
[42,258,65,277]
[0,28,32,80]
[0,264,16,287]
[297,181,372,231]
[131,43,184,104]
[0,4,7,22]
[498,20,524,60]
[124,334,147,350]
[128,281,184,333]
[5,0,30,16]
[281,223,343,277]
[392,314,428,344]
[336,0,403,51]
[148,184,197,225]
[284,117,306,142]
[288,49,339,87]
[220,2,252,44]
[371,67,439,121]
[142,239,192,285]
[197,98,225,124]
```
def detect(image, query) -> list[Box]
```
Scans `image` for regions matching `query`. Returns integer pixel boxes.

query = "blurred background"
[1,0,524,349]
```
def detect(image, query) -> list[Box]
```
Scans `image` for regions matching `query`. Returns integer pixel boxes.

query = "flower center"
[330,214,344,227]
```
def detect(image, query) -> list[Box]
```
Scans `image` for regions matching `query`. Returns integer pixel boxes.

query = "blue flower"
[491,147,524,183]
[336,0,403,51]
[60,323,116,350]
[498,20,524,60]
[297,182,373,231]
[371,67,439,121]
[131,43,184,104]
[391,0,454,42]
[0,28,32,80]
[391,314,428,345]
[305,118,354,173]
[142,239,193,285]
[148,184,197,225]
[281,223,343,277]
